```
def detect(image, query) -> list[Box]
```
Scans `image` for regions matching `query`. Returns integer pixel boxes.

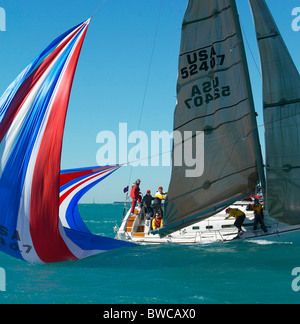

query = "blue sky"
[0,0,299,203]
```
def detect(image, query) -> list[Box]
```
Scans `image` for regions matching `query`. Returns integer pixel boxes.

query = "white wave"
[246,239,292,245]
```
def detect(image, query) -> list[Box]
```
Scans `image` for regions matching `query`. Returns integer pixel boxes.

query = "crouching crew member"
[225,207,246,236]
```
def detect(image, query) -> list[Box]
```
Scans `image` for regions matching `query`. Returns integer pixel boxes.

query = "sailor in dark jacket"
[140,190,154,220]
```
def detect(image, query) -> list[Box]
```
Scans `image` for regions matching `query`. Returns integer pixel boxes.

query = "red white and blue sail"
[59,165,120,233]
[0,19,133,263]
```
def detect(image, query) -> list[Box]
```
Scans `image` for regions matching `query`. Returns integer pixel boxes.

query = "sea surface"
[0,204,300,304]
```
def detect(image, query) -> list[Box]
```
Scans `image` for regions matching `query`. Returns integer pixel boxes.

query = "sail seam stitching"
[167,165,256,203]
[180,33,237,56]
[264,98,300,108]
[175,98,248,130]
[182,5,231,27]
[257,32,280,41]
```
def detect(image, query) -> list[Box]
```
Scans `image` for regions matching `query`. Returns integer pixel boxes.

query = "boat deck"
[116,201,300,245]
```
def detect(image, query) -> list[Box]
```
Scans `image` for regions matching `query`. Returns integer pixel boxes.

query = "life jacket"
[153,191,166,206]
[252,203,263,215]
[153,217,163,229]
[228,208,245,219]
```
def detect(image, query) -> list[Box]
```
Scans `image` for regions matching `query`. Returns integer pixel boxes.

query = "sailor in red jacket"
[130,179,142,214]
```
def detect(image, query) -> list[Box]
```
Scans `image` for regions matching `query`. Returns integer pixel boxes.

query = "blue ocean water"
[0,204,300,304]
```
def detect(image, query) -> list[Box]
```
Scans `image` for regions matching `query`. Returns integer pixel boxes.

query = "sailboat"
[116,0,300,244]
[0,19,134,263]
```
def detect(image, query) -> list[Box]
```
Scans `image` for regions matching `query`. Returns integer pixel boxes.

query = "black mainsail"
[156,0,264,235]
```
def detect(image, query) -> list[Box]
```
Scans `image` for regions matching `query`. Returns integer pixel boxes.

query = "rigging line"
[121,108,300,170]
[119,127,257,170]
[240,19,261,77]
[126,0,164,188]
[90,0,109,19]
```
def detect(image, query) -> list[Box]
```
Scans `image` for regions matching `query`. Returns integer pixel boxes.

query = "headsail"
[0,20,133,263]
[249,0,300,225]
[157,0,264,235]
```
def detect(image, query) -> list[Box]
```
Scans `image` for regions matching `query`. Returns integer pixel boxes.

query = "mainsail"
[249,0,300,225]
[157,0,264,235]
[0,20,133,263]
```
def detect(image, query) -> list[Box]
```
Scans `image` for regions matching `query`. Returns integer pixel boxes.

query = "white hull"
[115,201,300,245]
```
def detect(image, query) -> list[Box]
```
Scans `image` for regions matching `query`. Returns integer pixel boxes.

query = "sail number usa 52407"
[180,46,231,109]
[180,46,225,80]
[184,76,231,110]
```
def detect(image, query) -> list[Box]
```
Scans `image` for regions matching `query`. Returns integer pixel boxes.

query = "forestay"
[158,0,264,235]
[249,0,300,225]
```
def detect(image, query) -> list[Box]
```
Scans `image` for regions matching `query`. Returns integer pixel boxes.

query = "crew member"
[140,190,154,220]
[153,186,167,217]
[247,198,267,233]
[152,212,163,230]
[225,207,246,236]
[130,179,142,214]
